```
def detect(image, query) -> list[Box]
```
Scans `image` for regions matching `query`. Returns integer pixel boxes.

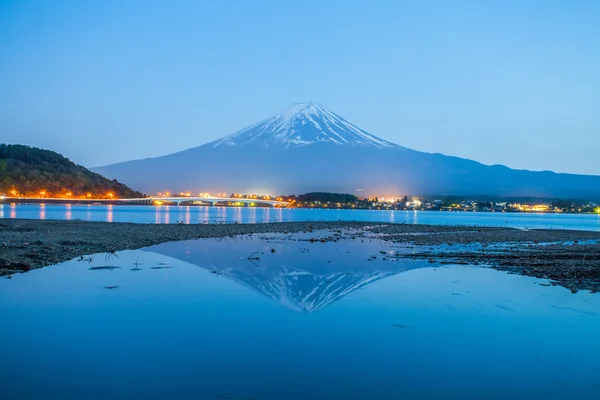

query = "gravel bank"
[1,219,599,292]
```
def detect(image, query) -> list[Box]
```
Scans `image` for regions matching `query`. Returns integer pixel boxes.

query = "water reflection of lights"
[274,207,283,223]
[234,206,242,223]
[106,205,113,223]
[197,206,207,223]
[217,206,226,222]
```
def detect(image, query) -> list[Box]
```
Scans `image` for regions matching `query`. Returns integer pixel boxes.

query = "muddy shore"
[1,219,599,292]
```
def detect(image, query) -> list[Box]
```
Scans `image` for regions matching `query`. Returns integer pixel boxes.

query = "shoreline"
[1,219,599,293]
[2,200,599,215]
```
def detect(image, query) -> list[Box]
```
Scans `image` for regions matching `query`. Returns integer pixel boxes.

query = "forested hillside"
[0,144,143,198]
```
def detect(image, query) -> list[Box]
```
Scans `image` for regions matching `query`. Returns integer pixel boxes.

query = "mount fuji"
[211,102,400,150]
[94,102,600,198]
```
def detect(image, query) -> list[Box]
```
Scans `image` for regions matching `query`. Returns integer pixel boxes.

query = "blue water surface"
[2,203,600,231]
[1,234,599,399]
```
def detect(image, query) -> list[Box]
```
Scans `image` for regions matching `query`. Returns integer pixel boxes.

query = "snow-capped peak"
[227,268,399,313]
[212,102,402,149]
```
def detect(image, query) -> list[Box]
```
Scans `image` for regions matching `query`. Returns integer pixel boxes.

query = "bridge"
[122,196,289,207]
[0,196,290,207]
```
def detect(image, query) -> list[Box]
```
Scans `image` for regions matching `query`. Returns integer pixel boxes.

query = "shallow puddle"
[1,232,599,399]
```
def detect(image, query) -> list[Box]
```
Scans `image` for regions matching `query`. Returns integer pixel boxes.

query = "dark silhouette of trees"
[551,199,572,209]
[298,192,358,204]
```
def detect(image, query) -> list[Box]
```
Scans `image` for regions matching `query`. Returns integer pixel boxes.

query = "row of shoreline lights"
[8,189,114,198]
[155,192,284,201]
[156,192,214,198]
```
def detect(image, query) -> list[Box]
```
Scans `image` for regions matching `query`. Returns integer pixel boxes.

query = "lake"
[2,203,600,231]
[1,233,599,399]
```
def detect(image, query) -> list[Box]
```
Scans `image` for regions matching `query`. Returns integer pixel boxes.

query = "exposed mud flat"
[1,219,600,292]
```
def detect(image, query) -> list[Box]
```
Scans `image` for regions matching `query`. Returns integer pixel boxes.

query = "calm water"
[1,233,599,399]
[2,203,600,230]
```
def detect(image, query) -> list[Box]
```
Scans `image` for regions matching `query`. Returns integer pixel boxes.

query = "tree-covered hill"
[0,144,143,198]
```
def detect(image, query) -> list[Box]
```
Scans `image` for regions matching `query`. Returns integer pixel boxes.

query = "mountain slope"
[0,144,143,197]
[93,103,600,198]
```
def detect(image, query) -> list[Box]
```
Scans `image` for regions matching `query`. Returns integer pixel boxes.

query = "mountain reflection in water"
[145,232,427,313]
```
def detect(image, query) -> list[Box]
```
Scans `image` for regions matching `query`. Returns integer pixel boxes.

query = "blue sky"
[1,0,599,174]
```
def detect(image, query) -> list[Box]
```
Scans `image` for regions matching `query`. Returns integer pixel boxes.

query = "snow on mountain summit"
[212,102,401,149]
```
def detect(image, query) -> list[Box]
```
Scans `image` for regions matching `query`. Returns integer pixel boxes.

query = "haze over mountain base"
[94,103,600,198]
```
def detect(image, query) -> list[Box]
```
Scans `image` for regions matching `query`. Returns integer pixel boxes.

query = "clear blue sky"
[1,0,599,174]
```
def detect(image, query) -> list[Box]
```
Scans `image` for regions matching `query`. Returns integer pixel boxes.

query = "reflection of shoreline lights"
[4,202,599,224]
[107,204,113,223]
